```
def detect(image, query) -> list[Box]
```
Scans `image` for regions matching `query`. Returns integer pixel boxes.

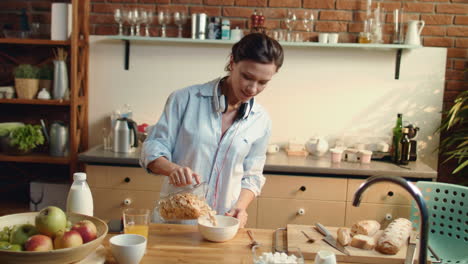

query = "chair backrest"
[410,181,468,263]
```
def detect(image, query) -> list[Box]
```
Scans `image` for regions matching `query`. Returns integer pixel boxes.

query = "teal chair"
[410,181,468,264]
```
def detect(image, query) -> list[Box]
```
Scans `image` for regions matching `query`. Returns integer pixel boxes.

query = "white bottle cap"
[73,172,87,181]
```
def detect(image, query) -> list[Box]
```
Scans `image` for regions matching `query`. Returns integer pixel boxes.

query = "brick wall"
[1,0,467,181]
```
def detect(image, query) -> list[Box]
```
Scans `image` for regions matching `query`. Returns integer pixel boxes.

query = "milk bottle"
[66,172,94,216]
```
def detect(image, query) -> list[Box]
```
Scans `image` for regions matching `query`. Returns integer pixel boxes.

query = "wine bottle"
[391,113,403,164]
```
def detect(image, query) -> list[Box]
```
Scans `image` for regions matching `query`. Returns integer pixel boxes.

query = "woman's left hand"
[225,208,248,228]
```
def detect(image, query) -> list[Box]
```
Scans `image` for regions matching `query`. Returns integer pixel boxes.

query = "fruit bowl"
[0,212,108,264]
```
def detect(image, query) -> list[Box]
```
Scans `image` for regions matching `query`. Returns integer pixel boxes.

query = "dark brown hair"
[225,33,284,72]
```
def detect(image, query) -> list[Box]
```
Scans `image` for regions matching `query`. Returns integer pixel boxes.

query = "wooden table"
[101,224,359,264]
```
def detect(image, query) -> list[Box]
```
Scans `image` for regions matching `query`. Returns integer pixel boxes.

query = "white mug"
[267,144,280,154]
[110,234,147,264]
[314,250,337,264]
[318,33,329,44]
[328,33,339,44]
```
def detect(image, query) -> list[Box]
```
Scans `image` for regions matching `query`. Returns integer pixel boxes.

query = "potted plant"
[39,64,53,93]
[437,90,468,176]
[14,64,40,99]
[3,124,45,155]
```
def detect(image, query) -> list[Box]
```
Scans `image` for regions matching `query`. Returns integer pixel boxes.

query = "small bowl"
[252,245,305,264]
[197,215,239,243]
[110,234,147,264]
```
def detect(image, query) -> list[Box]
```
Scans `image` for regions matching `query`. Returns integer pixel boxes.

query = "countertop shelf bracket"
[124,39,130,70]
[395,48,403,80]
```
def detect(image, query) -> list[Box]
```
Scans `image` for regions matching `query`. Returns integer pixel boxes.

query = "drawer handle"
[297,208,306,216]
[299,186,306,192]
[385,213,393,221]
[124,177,131,183]
[123,198,132,206]
[387,191,394,197]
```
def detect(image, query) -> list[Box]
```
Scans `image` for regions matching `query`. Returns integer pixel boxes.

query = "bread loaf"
[337,227,351,246]
[351,220,381,236]
[350,234,376,250]
[376,218,412,255]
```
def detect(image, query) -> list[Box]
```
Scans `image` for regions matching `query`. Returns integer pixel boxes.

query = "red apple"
[24,235,53,252]
[71,220,97,243]
[54,230,83,249]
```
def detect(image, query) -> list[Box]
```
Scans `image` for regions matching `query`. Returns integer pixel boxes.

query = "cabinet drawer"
[245,199,257,228]
[86,165,164,191]
[257,198,345,229]
[261,175,347,201]
[347,179,415,205]
[345,202,411,228]
[91,188,160,221]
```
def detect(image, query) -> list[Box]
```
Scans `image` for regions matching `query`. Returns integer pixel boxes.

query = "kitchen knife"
[315,223,350,256]
[404,232,418,264]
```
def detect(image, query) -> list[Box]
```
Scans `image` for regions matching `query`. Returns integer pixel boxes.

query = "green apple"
[7,244,22,251]
[35,206,67,237]
[9,224,38,246]
[0,241,22,251]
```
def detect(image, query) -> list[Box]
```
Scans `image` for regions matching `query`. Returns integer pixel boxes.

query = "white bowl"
[197,215,239,243]
[110,234,146,264]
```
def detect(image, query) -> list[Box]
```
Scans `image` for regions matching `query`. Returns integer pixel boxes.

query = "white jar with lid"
[66,172,94,216]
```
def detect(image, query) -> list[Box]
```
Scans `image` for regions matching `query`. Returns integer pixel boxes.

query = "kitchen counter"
[79,145,436,179]
[100,224,356,264]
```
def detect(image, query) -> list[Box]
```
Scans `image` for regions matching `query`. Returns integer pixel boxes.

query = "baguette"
[337,227,351,246]
[350,234,376,250]
[376,218,412,255]
[351,220,381,236]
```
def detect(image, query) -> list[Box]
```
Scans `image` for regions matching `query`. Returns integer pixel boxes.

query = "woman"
[140,33,284,227]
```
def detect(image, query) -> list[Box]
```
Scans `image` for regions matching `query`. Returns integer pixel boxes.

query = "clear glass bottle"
[391,113,403,164]
[66,172,94,216]
[400,127,411,165]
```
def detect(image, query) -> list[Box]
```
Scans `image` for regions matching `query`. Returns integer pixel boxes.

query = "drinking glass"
[114,8,123,35]
[302,11,314,32]
[123,208,150,239]
[158,11,171,37]
[131,9,141,36]
[173,11,188,38]
[144,11,153,37]
[284,10,297,42]
[124,9,135,36]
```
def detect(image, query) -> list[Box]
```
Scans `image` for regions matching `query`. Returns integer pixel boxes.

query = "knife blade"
[315,223,350,256]
[404,232,418,264]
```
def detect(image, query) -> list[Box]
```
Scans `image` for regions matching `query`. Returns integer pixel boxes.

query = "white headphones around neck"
[213,77,254,120]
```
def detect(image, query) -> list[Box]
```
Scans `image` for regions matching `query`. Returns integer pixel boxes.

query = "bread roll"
[351,220,381,236]
[376,218,412,255]
[350,234,376,250]
[337,227,351,246]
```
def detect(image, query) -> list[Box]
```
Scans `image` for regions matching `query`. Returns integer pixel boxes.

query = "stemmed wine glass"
[124,9,135,36]
[30,185,44,212]
[173,12,188,38]
[144,10,154,37]
[302,11,314,41]
[284,10,297,42]
[114,8,123,35]
[158,11,171,37]
[131,9,141,36]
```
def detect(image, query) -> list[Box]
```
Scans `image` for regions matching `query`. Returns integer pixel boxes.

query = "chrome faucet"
[352,175,428,264]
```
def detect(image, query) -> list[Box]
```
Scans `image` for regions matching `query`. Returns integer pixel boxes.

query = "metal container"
[49,121,69,157]
[113,118,138,153]
[53,60,69,100]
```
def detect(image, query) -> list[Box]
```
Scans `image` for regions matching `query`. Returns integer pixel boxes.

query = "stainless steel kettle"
[113,117,138,153]
[49,121,69,157]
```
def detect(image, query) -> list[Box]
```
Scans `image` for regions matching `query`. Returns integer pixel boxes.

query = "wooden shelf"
[0,200,30,216]
[0,98,70,106]
[0,38,70,46]
[0,153,70,164]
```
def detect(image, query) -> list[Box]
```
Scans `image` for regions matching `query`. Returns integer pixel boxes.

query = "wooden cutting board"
[287,224,427,264]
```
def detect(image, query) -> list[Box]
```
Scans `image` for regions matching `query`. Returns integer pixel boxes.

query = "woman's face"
[228,59,277,104]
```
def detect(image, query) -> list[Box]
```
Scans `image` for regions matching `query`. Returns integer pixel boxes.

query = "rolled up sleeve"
[241,121,271,196]
[140,91,186,170]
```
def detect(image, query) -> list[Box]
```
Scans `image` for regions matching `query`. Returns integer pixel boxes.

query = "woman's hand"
[169,166,201,187]
[225,208,248,228]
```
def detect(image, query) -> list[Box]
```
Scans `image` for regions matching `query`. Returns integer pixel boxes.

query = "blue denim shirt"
[140,78,271,215]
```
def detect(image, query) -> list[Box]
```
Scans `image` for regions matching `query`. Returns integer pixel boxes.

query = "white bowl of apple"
[0,206,108,264]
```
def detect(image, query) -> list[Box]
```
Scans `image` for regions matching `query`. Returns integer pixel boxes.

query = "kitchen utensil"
[301,230,315,243]
[39,119,49,142]
[405,20,424,45]
[247,230,260,248]
[0,212,108,264]
[315,223,350,256]
[305,136,329,156]
[404,232,418,264]
[49,121,69,157]
[110,234,147,264]
[197,215,239,242]
[287,224,425,263]
[113,117,138,153]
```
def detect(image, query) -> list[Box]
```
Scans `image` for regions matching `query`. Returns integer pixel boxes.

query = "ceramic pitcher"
[405,20,425,45]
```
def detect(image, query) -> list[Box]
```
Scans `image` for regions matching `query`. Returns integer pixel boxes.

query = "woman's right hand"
[169,166,201,187]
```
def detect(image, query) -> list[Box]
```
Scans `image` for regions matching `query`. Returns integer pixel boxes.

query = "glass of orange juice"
[123,208,150,239]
